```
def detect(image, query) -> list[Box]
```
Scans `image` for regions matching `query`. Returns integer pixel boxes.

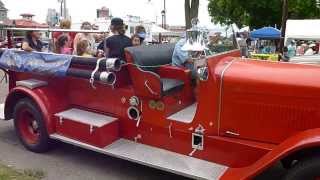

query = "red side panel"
[56,119,119,148]
[220,60,320,144]
[221,128,320,180]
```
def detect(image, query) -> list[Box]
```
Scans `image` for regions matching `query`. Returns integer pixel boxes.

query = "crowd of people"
[20,19,235,82]
[21,17,147,60]
[280,40,320,61]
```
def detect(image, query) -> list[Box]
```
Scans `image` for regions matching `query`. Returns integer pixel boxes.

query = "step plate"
[55,108,117,127]
[168,103,197,123]
[0,103,4,120]
[50,134,227,180]
[16,79,48,89]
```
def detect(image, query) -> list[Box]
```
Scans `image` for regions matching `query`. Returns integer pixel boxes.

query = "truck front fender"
[5,86,68,134]
[220,128,320,180]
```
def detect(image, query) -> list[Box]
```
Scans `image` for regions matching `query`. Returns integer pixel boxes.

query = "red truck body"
[2,41,320,179]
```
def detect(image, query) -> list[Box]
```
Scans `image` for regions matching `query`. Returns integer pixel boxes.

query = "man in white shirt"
[304,44,316,56]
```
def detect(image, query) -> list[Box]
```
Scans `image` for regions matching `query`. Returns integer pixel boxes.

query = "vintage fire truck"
[1,26,320,180]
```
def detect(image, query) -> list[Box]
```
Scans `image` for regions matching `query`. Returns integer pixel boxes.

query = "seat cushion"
[161,78,185,96]
[126,44,176,72]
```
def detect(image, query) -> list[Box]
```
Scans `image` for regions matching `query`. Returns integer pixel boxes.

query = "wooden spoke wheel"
[13,98,51,153]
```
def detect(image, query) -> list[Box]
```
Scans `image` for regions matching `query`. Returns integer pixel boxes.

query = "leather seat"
[161,78,185,96]
[126,44,175,72]
[126,44,186,96]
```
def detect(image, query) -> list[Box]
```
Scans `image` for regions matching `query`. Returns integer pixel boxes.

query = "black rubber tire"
[282,155,320,180]
[281,158,296,169]
[13,98,51,153]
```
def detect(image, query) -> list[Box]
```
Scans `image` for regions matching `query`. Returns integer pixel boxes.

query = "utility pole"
[280,0,288,54]
[161,0,167,29]
[164,0,166,29]
[58,0,67,19]
[63,0,67,19]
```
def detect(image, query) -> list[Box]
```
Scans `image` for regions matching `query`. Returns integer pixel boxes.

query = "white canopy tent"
[150,24,181,37]
[285,19,320,44]
[151,24,170,34]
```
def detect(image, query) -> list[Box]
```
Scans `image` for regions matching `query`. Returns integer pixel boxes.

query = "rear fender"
[4,86,68,134]
[220,128,320,180]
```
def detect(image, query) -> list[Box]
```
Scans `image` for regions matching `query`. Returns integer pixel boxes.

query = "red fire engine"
[1,27,320,180]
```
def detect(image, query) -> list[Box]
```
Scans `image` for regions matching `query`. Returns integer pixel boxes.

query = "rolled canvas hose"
[0,49,121,71]
[0,49,117,85]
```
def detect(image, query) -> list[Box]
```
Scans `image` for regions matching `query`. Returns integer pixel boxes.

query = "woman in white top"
[304,44,316,56]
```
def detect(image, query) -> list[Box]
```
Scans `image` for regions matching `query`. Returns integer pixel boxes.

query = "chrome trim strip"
[144,80,158,95]
[217,60,236,136]
[206,49,240,59]
[225,131,240,136]
[0,103,4,120]
[16,79,48,90]
[128,63,162,95]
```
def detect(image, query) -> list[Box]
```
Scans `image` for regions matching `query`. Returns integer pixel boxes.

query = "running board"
[0,103,4,120]
[50,134,228,180]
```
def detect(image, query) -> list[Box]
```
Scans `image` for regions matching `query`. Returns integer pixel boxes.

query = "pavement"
[0,71,286,180]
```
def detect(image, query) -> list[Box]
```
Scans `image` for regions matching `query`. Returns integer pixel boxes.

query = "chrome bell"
[182,18,208,52]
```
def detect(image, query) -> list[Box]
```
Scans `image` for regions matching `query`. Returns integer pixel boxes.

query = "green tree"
[208,0,320,29]
[185,0,200,29]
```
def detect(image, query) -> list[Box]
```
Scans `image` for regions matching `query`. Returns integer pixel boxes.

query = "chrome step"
[16,79,48,89]
[55,108,117,127]
[0,103,4,120]
[168,103,197,123]
[50,134,228,180]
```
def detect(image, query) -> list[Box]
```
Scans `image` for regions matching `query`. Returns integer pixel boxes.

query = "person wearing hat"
[135,25,146,45]
[102,17,132,59]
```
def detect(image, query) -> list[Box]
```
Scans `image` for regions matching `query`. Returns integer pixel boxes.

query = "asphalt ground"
[0,71,286,180]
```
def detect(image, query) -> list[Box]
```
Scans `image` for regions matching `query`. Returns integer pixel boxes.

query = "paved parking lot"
[0,71,285,180]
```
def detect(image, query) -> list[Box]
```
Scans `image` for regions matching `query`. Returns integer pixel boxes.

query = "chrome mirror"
[197,67,209,81]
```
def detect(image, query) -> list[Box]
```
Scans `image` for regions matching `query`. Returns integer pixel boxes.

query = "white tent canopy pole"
[2,27,109,33]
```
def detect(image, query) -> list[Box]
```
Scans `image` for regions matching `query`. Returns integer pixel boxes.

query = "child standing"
[76,39,92,57]
[55,34,72,55]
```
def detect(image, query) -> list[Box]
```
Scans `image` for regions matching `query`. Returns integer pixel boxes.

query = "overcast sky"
[2,0,214,26]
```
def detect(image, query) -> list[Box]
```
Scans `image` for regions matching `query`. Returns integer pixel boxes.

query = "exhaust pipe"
[127,106,140,121]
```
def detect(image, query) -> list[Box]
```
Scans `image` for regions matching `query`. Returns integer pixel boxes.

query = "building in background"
[8,14,49,28]
[62,8,71,20]
[46,9,59,27]
[0,0,7,21]
[0,0,8,40]
[20,13,34,21]
[97,6,111,19]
